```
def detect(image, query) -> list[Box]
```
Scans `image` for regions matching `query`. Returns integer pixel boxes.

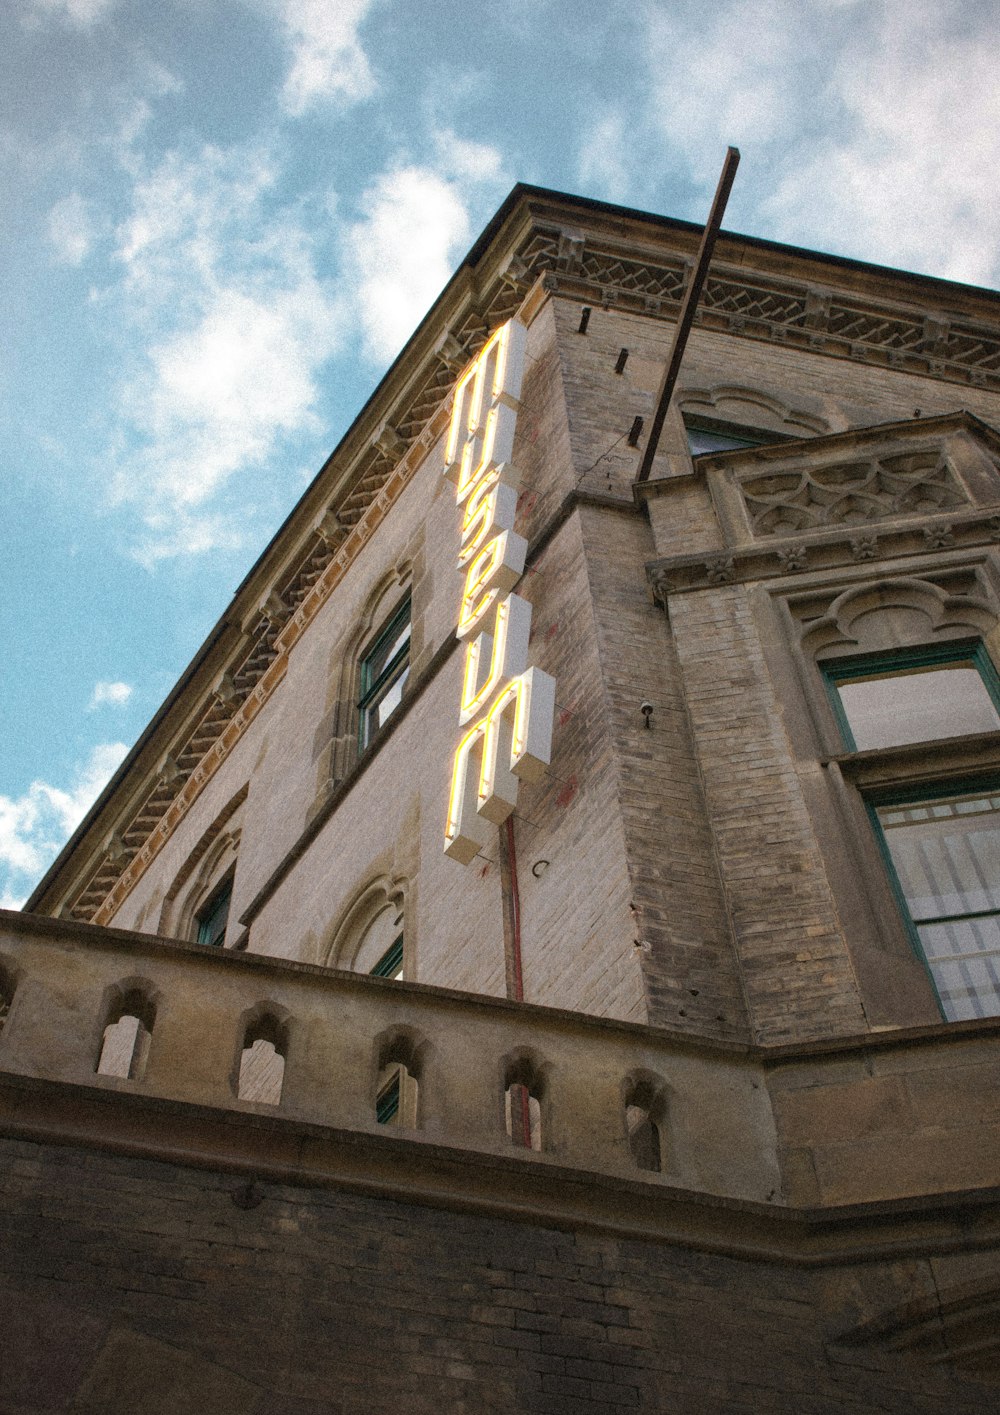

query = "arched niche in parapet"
[233,1001,290,1106]
[801,577,997,663]
[678,384,831,448]
[157,784,248,945]
[621,1068,670,1175]
[324,875,409,979]
[371,1024,428,1130]
[501,1047,548,1153]
[95,977,159,1082]
[0,956,20,1045]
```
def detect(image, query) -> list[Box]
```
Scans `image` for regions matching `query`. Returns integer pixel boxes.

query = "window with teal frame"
[370,936,403,980]
[196,876,232,948]
[823,642,1000,753]
[868,778,1000,1022]
[375,1072,400,1125]
[684,419,773,457]
[358,598,411,751]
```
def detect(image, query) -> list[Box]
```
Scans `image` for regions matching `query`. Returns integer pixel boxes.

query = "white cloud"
[89,681,133,709]
[0,742,129,903]
[47,192,94,266]
[578,113,632,203]
[253,0,383,115]
[644,0,806,183]
[762,4,1000,285]
[109,142,345,561]
[25,0,120,25]
[586,0,1000,288]
[345,137,507,364]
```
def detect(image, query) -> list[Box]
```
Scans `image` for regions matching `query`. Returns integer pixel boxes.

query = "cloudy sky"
[2,0,998,907]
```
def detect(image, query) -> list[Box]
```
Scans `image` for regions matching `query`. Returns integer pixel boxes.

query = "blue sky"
[2,0,999,907]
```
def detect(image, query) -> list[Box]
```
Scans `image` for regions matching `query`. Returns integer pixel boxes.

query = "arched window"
[312,561,425,804]
[325,878,408,978]
[157,786,247,943]
[96,983,156,1081]
[679,384,828,457]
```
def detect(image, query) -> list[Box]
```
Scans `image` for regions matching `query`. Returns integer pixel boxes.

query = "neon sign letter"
[443,319,556,863]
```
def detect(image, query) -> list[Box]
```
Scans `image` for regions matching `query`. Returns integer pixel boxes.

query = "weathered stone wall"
[1,1134,996,1415]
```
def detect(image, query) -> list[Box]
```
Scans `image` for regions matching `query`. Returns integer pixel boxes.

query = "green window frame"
[684,419,774,457]
[375,1072,400,1125]
[370,936,404,980]
[196,876,232,948]
[358,598,411,751]
[822,642,1000,752]
[866,776,1000,1023]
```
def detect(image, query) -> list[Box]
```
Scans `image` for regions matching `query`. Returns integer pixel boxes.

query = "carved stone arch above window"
[801,576,997,661]
[324,874,408,977]
[157,784,248,943]
[679,384,831,447]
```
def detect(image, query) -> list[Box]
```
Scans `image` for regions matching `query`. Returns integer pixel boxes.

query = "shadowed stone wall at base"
[1,1136,997,1415]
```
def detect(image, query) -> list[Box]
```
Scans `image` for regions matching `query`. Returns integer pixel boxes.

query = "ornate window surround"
[768,561,1000,1029]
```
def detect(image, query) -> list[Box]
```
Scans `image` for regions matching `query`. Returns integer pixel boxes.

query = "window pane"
[834,662,1000,751]
[686,425,765,456]
[364,618,411,688]
[375,665,408,730]
[359,601,411,749]
[370,936,404,979]
[196,879,231,947]
[376,1072,400,1124]
[876,790,1000,1021]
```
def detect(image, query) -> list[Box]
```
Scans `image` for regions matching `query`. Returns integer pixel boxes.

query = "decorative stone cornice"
[646,512,1000,600]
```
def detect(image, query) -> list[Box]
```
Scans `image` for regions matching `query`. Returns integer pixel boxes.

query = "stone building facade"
[4,186,1000,1412]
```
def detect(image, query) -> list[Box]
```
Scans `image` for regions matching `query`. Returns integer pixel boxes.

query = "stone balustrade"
[0,909,780,1205]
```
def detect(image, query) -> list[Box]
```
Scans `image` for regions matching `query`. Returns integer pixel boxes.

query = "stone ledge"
[3,1069,1000,1270]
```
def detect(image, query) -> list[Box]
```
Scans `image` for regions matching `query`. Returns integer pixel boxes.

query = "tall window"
[826,643,1000,1021]
[358,597,411,750]
[871,784,1000,1022]
[196,875,232,947]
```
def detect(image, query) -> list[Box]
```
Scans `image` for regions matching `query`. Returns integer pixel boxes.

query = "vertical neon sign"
[444,321,555,864]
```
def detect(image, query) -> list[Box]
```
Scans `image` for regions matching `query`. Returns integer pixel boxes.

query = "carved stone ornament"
[650,570,673,606]
[704,556,736,585]
[739,449,967,538]
[922,523,955,550]
[777,546,809,573]
[849,535,878,561]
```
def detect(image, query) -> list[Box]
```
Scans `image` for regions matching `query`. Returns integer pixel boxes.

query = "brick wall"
[0,1136,995,1414]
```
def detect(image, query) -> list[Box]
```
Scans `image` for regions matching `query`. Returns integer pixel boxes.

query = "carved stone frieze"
[739,450,968,537]
[646,511,1000,604]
